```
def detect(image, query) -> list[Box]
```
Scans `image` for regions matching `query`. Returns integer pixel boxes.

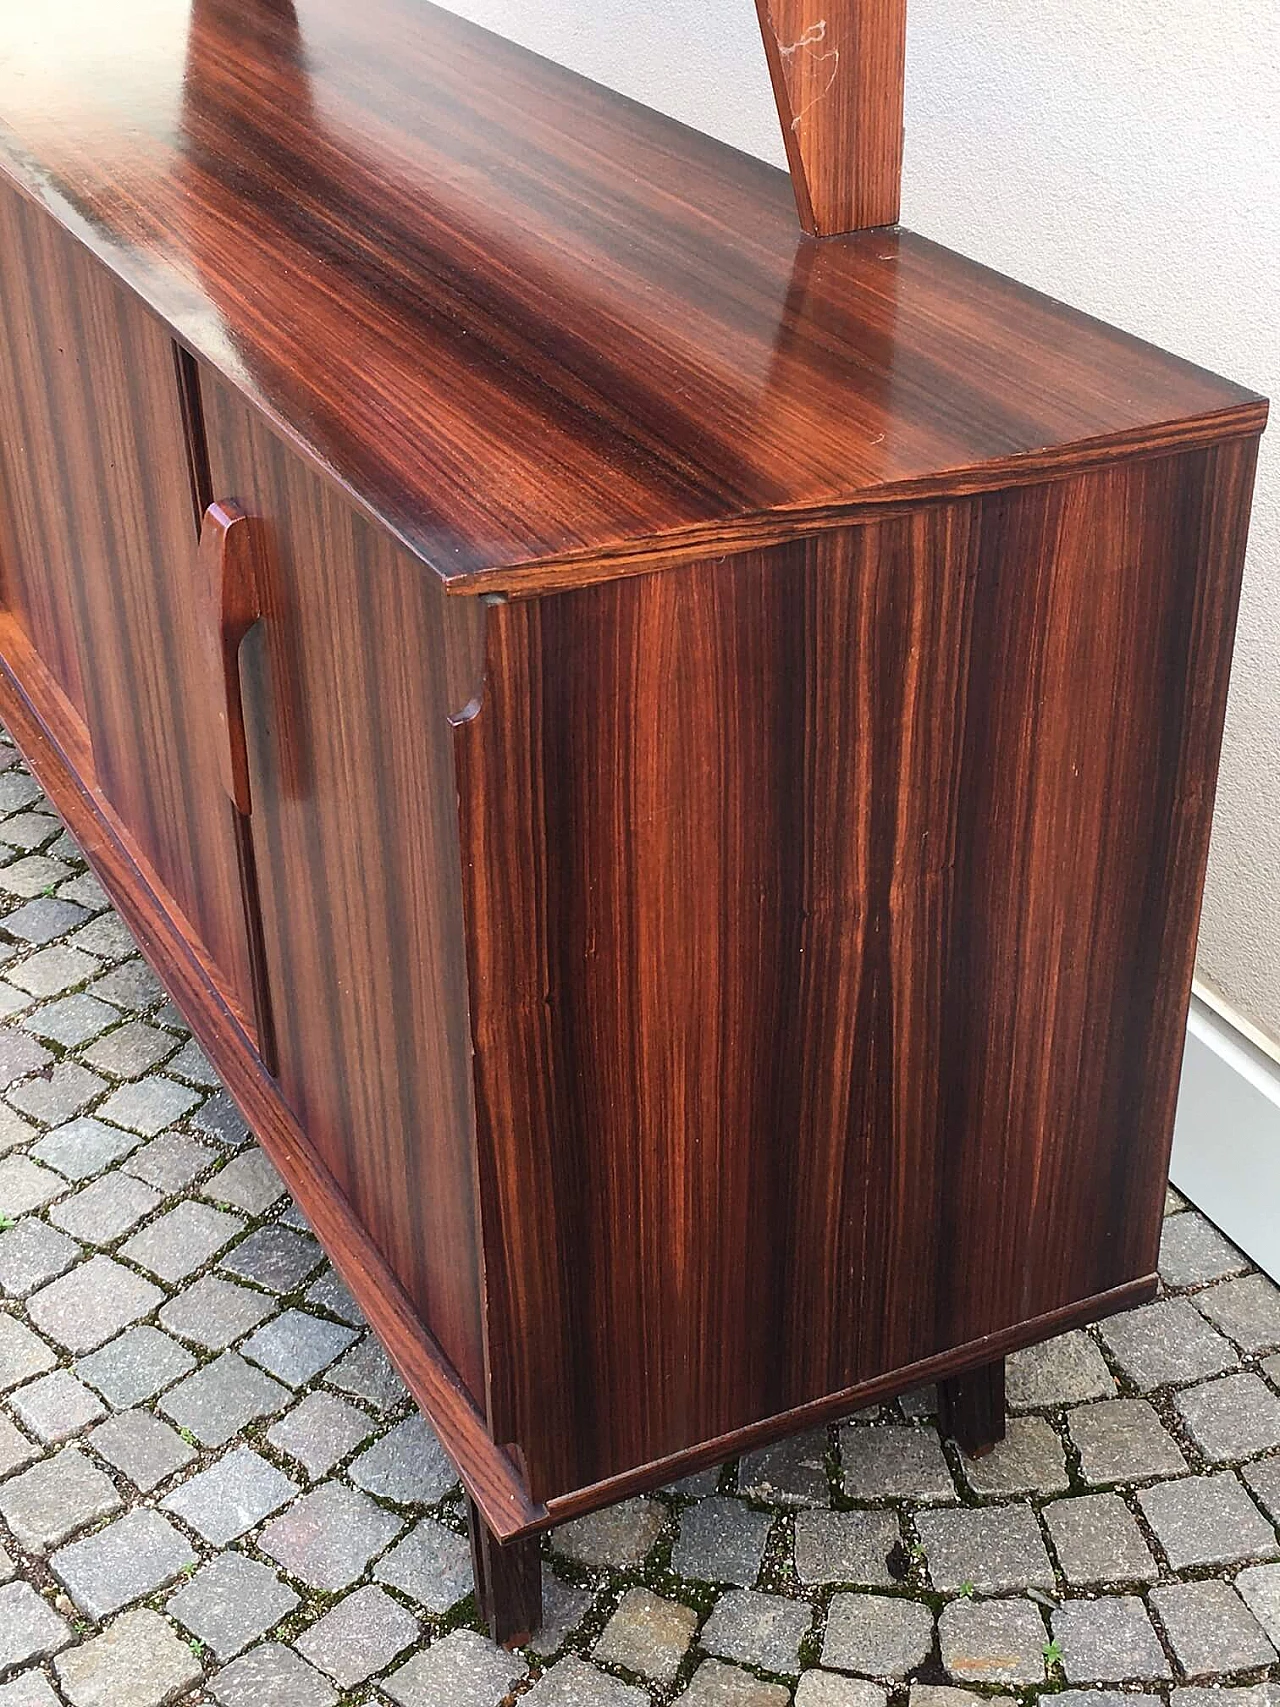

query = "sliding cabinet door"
[0,180,260,1038]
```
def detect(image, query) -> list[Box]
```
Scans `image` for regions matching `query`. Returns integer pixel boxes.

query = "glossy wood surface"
[199,368,489,1407]
[456,441,1257,1506]
[0,612,541,1541]
[0,0,1262,591]
[0,179,259,1039]
[756,0,907,234]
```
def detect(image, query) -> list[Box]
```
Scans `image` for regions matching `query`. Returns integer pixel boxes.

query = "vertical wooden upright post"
[755,0,907,235]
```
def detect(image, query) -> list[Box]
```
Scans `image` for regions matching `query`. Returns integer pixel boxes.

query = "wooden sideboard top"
[0,0,1264,592]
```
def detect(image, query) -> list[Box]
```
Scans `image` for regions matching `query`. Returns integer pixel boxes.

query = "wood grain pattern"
[0,178,259,1040]
[0,0,1262,592]
[199,368,489,1408]
[456,441,1258,1507]
[756,0,907,234]
[0,609,542,1542]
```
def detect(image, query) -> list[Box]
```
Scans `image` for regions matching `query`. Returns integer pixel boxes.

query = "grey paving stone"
[191,1093,249,1149]
[671,1495,772,1586]
[157,1274,275,1351]
[384,1628,526,1707]
[0,1672,63,1707]
[1244,1454,1280,1521]
[1006,1330,1116,1409]
[157,1350,289,1447]
[0,855,73,900]
[1100,1298,1239,1391]
[793,1508,898,1587]
[259,1480,403,1590]
[218,1225,323,1293]
[276,1201,311,1232]
[5,945,97,998]
[202,1149,284,1216]
[1,899,89,946]
[595,1586,698,1681]
[22,994,116,1049]
[48,1172,161,1246]
[152,1002,191,1035]
[53,1607,202,1707]
[1195,1274,1280,1352]
[296,1582,419,1689]
[9,1369,105,1443]
[0,1157,64,1218]
[739,1429,830,1506]
[88,1409,195,1493]
[0,810,59,852]
[30,1119,139,1183]
[1236,1562,1280,1647]
[166,1037,219,1087]
[1175,1372,1280,1463]
[1067,1396,1190,1484]
[553,1496,666,1569]
[1052,1596,1171,1683]
[938,1596,1046,1685]
[349,1414,457,1505]
[118,1200,244,1283]
[304,1266,364,1326]
[687,1658,793,1704]
[7,1062,105,1125]
[841,1425,955,1502]
[56,873,107,914]
[0,985,29,1021]
[0,1031,52,1093]
[96,1078,198,1138]
[166,1551,299,1659]
[1150,1579,1275,1677]
[122,1132,215,1194]
[1138,1471,1279,1568]
[240,1308,356,1387]
[959,1415,1069,1497]
[210,1642,338,1707]
[87,961,164,1014]
[0,1311,57,1389]
[912,1689,1013,1707]
[522,1653,646,1705]
[1263,1352,1280,1384]
[0,1108,36,1157]
[374,1516,473,1612]
[0,1411,39,1478]
[68,915,135,962]
[0,1218,78,1300]
[0,1582,72,1673]
[1173,1689,1280,1707]
[161,1445,299,1544]
[1159,1210,1250,1287]
[1044,1492,1158,1585]
[528,1564,593,1658]
[51,1507,196,1618]
[1057,1694,1160,1707]
[666,1465,722,1497]
[322,1331,408,1412]
[701,1589,812,1675]
[77,1325,195,1408]
[915,1502,1055,1594]
[0,1445,122,1552]
[267,1391,374,1479]
[80,1021,176,1080]
[822,1593,933,1680]
[0,773,43,814]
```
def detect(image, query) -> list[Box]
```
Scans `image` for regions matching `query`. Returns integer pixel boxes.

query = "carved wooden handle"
[197,500,261,816]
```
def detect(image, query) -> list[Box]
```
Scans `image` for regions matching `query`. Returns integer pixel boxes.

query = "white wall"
[444,0,1280,1042]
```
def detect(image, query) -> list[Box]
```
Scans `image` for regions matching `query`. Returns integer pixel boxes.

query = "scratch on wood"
[772,16,840,132]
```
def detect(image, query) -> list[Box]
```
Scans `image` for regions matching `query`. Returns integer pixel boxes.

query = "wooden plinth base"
[467,1496,543,1647]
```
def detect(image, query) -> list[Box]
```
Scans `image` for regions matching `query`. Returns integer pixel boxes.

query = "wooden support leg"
[466,1496,542,1647]
[938,1357,1007,1458]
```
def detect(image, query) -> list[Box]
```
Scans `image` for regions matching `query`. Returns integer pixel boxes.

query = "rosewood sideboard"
[0,0,1265,1644]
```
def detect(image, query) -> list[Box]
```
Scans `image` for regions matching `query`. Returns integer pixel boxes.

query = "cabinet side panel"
[456,445,1256,1504]
[201,375,487,1404]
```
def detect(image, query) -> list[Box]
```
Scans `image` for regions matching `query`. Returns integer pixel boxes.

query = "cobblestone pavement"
[0,729,1279,1707]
